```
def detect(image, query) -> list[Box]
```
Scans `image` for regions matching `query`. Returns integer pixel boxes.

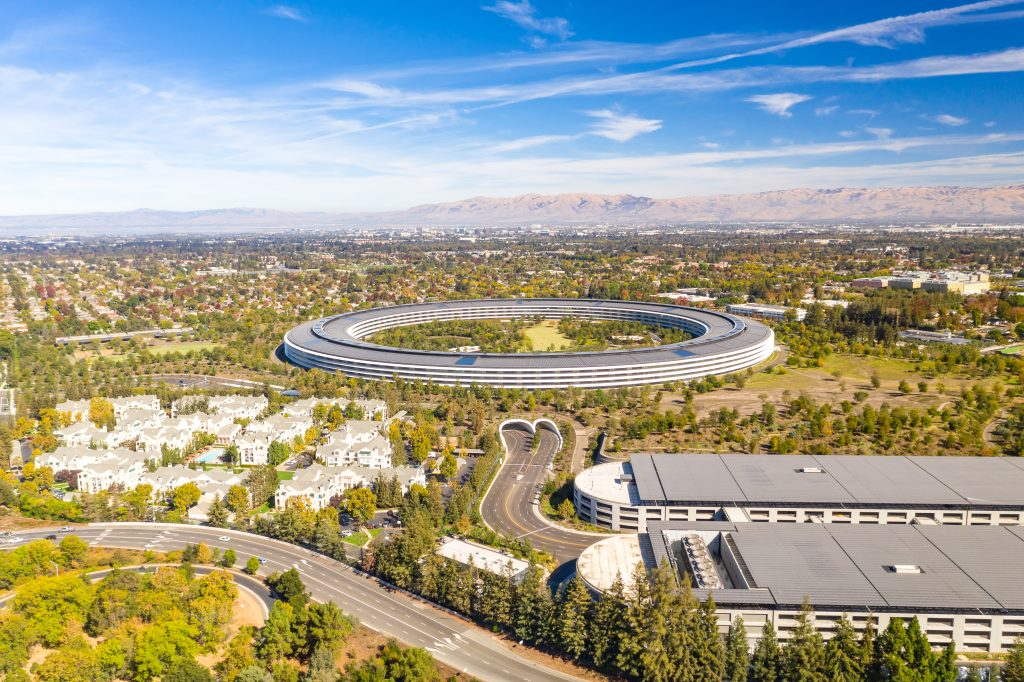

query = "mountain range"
[2,184,1023,233]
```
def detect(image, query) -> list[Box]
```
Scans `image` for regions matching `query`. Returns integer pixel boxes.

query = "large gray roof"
[645,521,1024,613]
[630,453,1024,509]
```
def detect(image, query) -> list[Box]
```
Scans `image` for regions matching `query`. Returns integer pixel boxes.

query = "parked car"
[45,534,57,541]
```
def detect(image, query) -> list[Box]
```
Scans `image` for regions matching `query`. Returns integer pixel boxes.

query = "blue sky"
[1,1,1023,213]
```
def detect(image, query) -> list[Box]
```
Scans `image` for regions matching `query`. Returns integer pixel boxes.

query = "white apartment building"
[317,431,392,469]
[237,432,273,465]
[274,463,424,511]
[54,399,91,423]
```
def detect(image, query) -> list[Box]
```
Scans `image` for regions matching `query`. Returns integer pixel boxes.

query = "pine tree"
[207,494,229,528]
[965,668,984,682]
[824,615,863,682]
[861,614,878,682]
[933,641,956,682]
[723,617,750,682]
[689,594,725,682]
[1004,638,1024,682]
[556,575,592,660]
[617,562,676,682]
[750,620,781,682]
[875,618,912,681]
[588,573,625,670]
[781,599,826,682]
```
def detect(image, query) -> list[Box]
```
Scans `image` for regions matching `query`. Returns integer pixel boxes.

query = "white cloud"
[839,130,858,138]
[930,113,969,126]
[489,134,577,152]
[263,5,307,22]
[848,109,880,118]
[482,1,572,40]
[585,109,662,141]
[746,93,812,117]
[815,106,839,116]
[867,127,894,139]
[701,142,721,150]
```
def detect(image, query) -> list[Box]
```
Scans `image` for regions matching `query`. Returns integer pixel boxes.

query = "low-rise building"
[316,420,392,469]
[207,395,268,421]
[435,537,531,583]
[54,399,91,422]
[274,463,424,511]
[726,302,805,322]
[237,432,273,465]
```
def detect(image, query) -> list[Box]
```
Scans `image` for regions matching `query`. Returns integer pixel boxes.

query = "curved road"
[483,424,604,565]
[8,524,582,682]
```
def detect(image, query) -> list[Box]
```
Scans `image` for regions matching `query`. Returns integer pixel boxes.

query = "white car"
[218,536,231,542]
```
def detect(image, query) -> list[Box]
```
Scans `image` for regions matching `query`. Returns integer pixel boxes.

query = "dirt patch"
[337,626,476,680]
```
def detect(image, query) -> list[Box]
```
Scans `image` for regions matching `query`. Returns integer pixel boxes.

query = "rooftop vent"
[798,467,824,474]
[888,564,924,574]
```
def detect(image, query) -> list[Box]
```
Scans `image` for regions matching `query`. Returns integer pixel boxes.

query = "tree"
[162,657,214,682]
[268,440,290,466]
[1004,638,1024,682]
[267,568,309,610]
[172,482,202,514]
[226,485,251,516]
[88,397,116,430]
[58,533,89,567]
[824,614,863,682]
[344,486,376,523]
[556,575,591,660]
[0,613,31,674]
[438,451,458,480]
[782,599,826,682]
[589,574,626,670]
[256,601,295,662]
[724,617,749,682]
[313,514,347,562]
[245,466,280,509]
[346,640,438,682]
[871,372,882,389]
[207,494,229,528]
[750,620,781,682]
[245,557,260,575]
[221,549,237,568]
[556,498,576,521]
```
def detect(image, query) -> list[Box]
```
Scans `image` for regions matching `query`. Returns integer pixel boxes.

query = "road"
[140,373,287,391]
[482,424,603,565]
[7,524,583,682]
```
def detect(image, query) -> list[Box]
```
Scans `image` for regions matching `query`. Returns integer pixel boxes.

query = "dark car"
[45,534,57,541]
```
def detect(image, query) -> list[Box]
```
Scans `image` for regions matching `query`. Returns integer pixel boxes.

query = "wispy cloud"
[815,105,839,116]
[867,127,894,139]
[483,0,572,41]
[746,93,812,117]
[489,134,578,153]
[930,113,970,126]
[585,109,662,141]
[263,5,307,22]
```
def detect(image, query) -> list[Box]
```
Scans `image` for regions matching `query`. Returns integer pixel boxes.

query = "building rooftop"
[620,453,1024,509]
[436,537,530,577]
[639,521,1024,613]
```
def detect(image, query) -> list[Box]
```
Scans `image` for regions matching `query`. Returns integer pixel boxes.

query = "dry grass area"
[523,319,572,351]
[336,626,478,680]
[660,353,996,423]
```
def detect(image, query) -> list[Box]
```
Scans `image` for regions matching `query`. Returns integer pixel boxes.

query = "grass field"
[276,470,294,481]
[342,528,382,546]
[999,344,1024,356]
[74,340,223,362]
[523,320,571,351]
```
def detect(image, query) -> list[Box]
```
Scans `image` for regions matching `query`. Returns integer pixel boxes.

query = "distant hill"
[2,184,1023,232]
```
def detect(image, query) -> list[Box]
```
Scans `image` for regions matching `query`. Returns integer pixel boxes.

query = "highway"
[8,524,583,682]
[482,424,604,565]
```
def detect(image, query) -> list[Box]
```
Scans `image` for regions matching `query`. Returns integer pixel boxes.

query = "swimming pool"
[195,448,227,464]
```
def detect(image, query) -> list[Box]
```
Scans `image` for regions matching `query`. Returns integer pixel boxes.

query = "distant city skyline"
[1,1,1023,214]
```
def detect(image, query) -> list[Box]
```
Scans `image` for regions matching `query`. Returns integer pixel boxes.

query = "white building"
[247,413,312,443]
[316,421,392,469]
[726,302,806,322]
[274,463,424,511]
[207,395,268,421]
[54,399,91,423]
[58,421,130,449]
[436,537,531,583]
[35,446,153,494]
[237,432,273,465]
[137,426,193,454]
[109,395,161,419]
